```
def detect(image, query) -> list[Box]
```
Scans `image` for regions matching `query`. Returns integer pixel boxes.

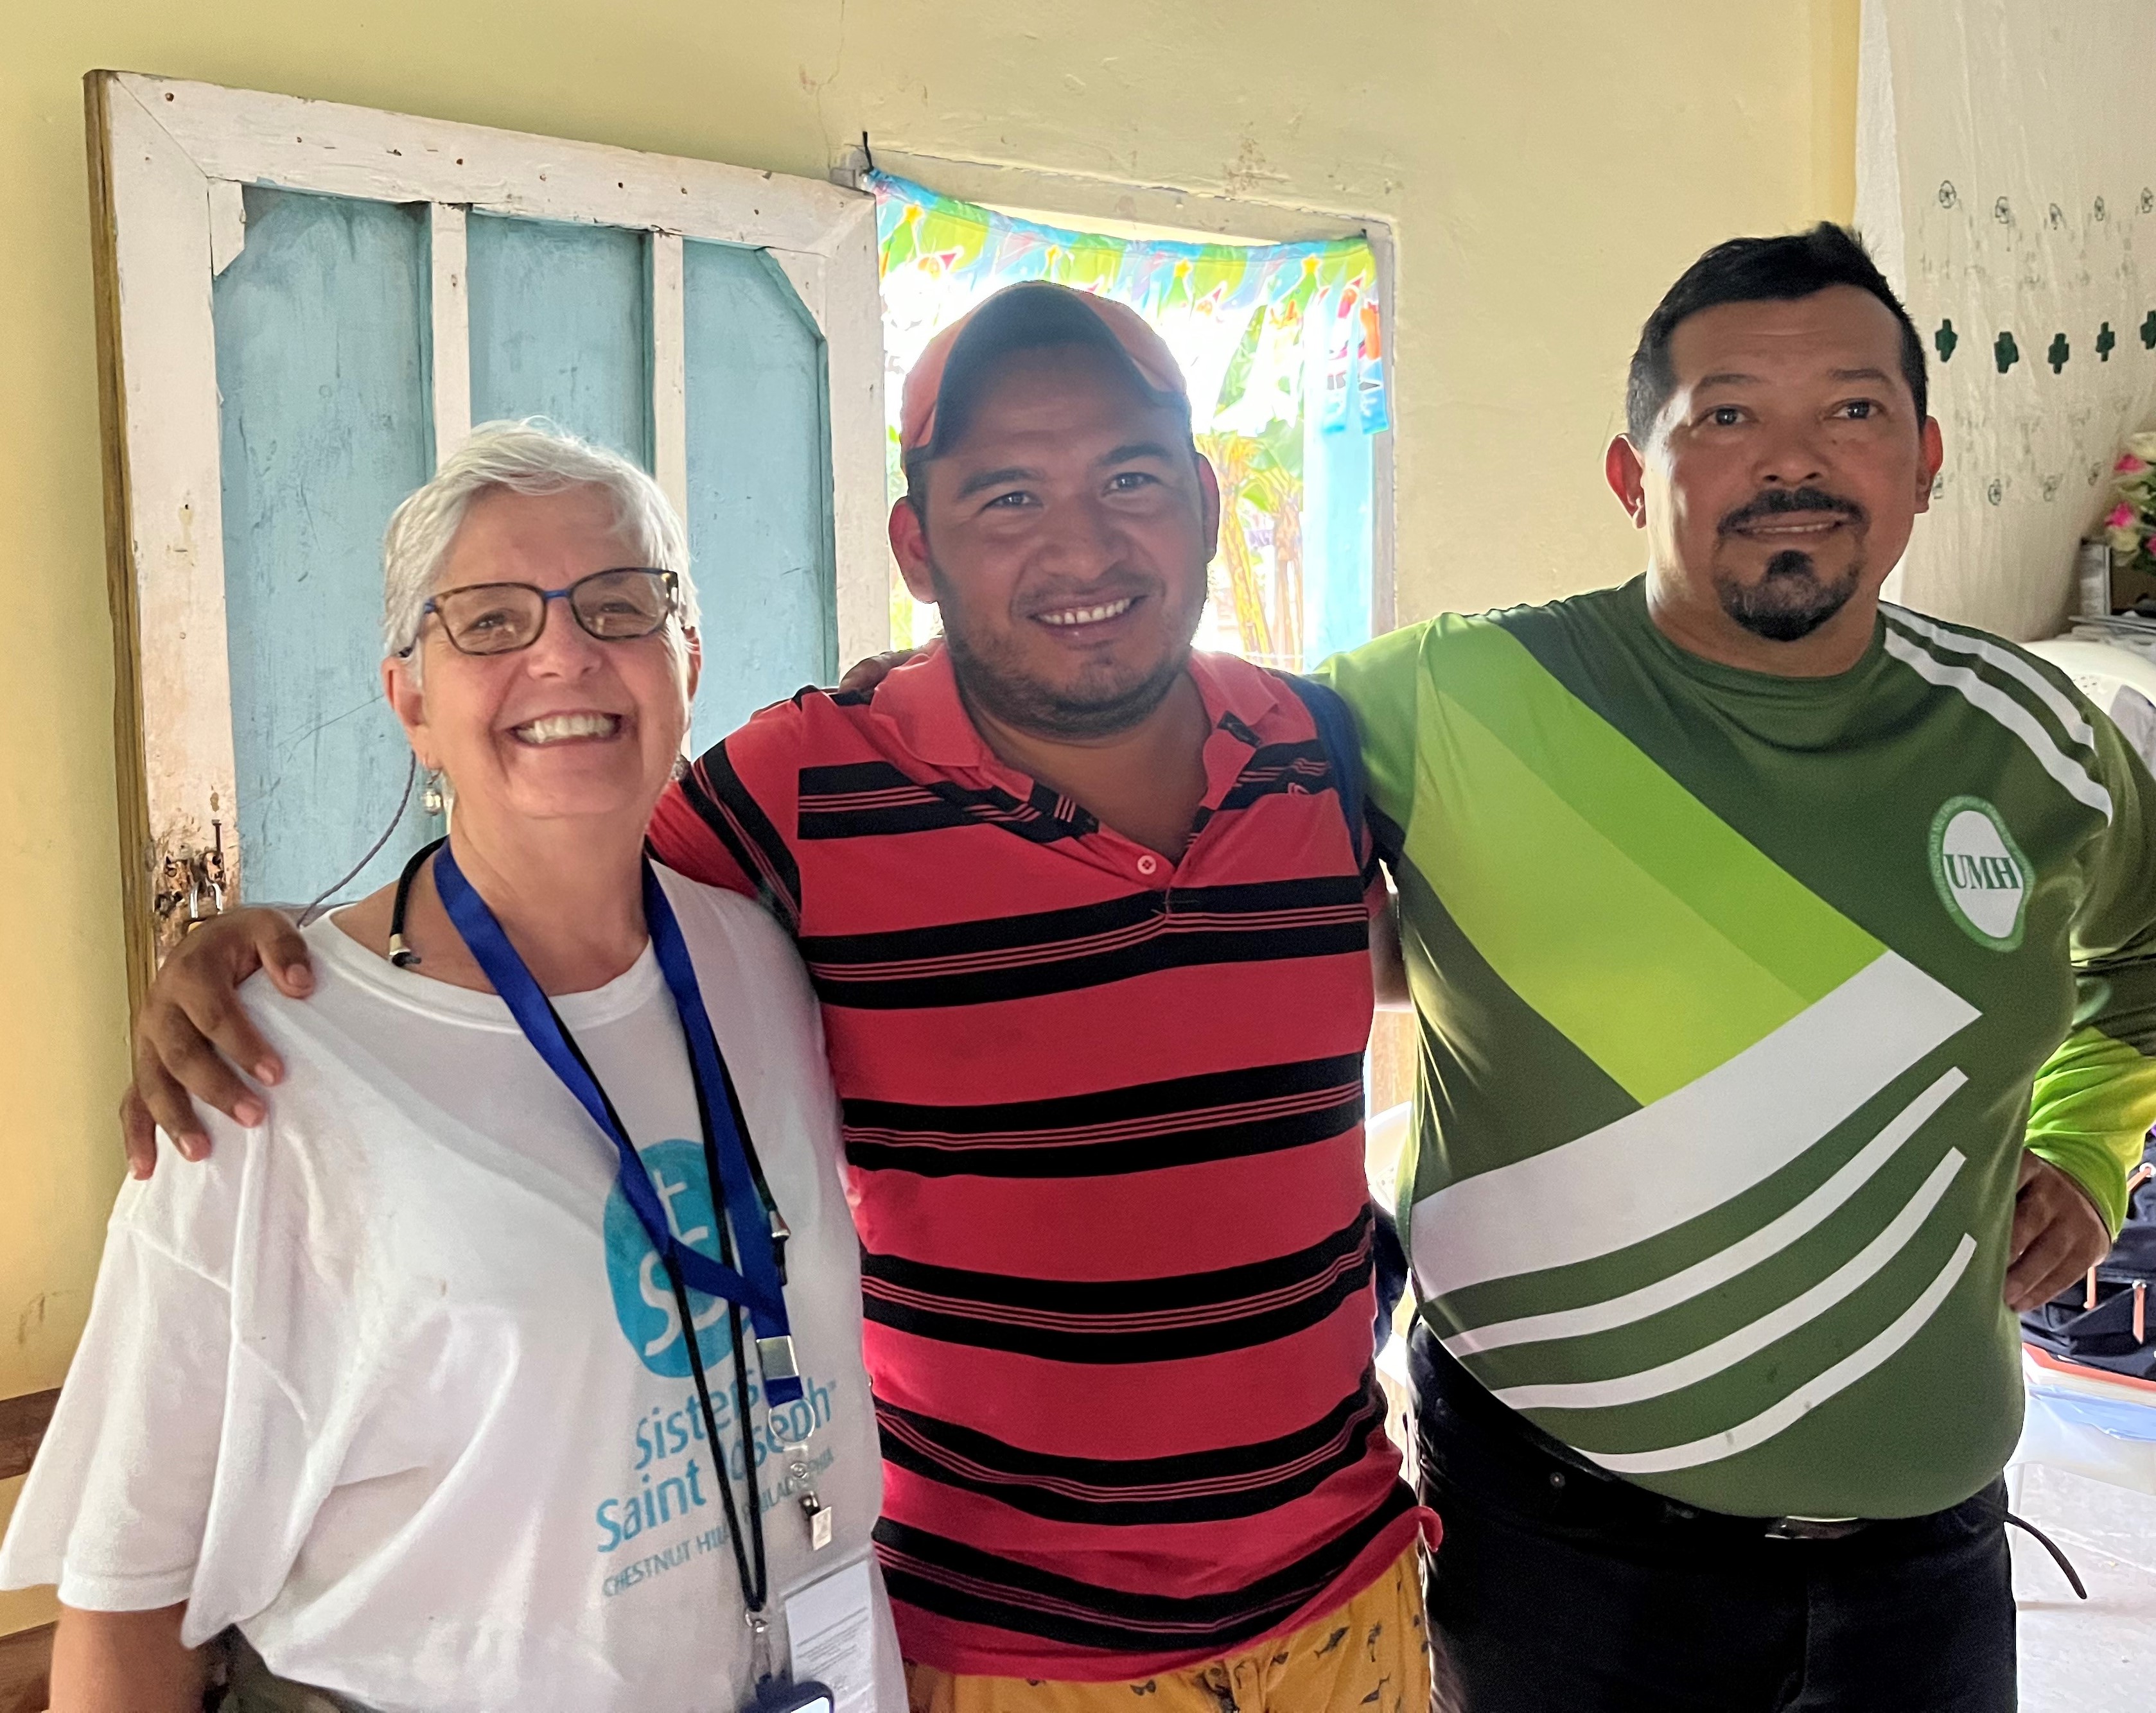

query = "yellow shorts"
[904,1544,1429,1713]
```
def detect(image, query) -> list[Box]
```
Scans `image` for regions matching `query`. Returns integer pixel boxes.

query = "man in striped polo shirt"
[123,284,1435,1710]
[1322,226,2156,1710]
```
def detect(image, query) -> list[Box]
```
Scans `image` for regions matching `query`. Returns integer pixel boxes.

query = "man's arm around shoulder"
[121,912,314,1178]
[647,700,808,928]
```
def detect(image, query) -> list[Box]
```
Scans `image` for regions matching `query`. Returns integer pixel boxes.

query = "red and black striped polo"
[646,644,1431,1680]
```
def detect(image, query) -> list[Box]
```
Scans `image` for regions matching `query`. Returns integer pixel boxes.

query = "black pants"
[215,1630,376,1712]
[1410,1326,2016,1713]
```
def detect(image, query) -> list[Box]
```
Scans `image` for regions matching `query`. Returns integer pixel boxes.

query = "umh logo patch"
[1929,796,2031,950]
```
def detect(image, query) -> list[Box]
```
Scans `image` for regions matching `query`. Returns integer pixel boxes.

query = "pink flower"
[2109,503,2139,529]
[2117,453,2149,474]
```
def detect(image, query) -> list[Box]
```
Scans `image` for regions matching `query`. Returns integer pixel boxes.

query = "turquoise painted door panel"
[213,187,441,909]
[467,214,652,465]
[682,241,836,743]
[213,202,836,905]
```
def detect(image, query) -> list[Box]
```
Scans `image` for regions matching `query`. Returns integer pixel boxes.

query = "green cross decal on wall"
[1934,318,1958,362]
[2047,333,2070,373]
[1995,331,2020,374]
[2098,322,2117,361]
[2141,310,2156,350]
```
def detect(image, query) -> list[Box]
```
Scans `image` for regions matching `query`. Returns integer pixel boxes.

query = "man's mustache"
[1718,486,1866,534]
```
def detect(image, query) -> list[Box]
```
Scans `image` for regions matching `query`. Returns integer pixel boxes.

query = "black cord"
[702,1020,790,1283]
[398,840,782,1635]
[387,837,446,967]
[685,1038,773,1614]
[665,1264,767,1620]
[2006,1509,2089,1599]
[298,752,419,927]
[555,996,772,1628]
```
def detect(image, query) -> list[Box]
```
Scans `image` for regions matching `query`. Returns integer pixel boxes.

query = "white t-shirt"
[0,867,902,1712]
[2113,684,2156,769]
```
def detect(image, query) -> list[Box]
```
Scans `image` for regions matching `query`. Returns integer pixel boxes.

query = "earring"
[421,771,446,817]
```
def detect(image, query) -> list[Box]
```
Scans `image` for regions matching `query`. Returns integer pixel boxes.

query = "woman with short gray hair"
[1,422,900,1712]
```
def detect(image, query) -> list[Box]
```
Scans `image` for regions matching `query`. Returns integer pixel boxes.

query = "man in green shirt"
[1323,224,2156,1710]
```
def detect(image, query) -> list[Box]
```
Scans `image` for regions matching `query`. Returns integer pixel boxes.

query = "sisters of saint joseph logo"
[602,1138,734,1377]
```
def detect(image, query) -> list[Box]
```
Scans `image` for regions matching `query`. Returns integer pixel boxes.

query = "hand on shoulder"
[121,908,316,1179]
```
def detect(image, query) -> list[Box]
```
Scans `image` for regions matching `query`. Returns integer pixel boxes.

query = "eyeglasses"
[412,568,679,657]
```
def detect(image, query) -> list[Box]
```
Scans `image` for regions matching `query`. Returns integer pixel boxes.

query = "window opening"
[872,172,1390,671]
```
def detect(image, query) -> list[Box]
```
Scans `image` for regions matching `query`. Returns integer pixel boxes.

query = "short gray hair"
[381,419,698,662]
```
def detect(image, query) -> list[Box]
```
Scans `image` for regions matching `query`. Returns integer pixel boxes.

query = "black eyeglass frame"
[401,567,681,657]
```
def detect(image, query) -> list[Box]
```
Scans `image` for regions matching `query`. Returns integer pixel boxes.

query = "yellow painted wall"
[0,0,1857,1631]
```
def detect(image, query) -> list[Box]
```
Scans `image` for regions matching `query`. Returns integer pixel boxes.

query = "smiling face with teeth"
[891,343,1219,741]
[1608,285,1944,668]
[385,483,699,840]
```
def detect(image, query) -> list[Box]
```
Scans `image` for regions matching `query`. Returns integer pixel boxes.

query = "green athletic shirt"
[1317,577,2156,1519]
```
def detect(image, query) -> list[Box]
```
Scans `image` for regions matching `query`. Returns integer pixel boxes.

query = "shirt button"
[1137,855,1159,876]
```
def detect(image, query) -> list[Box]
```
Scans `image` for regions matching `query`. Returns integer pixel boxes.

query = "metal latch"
[152,818,230,936]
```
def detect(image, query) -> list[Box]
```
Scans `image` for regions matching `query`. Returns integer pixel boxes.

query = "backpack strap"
[1275,672,1372,875]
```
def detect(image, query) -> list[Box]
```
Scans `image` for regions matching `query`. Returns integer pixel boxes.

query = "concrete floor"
[2012,1463,2156,1710]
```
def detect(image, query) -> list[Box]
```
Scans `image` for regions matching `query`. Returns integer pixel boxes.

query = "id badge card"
[782,1559,878,1713]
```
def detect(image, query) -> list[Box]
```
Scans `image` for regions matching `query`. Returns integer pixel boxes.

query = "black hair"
[1624,222,1927,444]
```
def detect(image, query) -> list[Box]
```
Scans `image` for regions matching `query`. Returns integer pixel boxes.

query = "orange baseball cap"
[900,281,1189,461]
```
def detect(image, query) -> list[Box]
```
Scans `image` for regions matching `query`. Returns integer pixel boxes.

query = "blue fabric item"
[1280,668,1393,1355]
[2027,1387,2156,1441]
[432,845,803,1405]
[1372,1203,1408,1354]
[1280,670,1398,1353]
[1277,671,1371,871]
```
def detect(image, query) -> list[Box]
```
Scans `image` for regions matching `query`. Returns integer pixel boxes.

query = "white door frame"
[86,71,887,998]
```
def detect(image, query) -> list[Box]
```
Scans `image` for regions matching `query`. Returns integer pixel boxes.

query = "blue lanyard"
[432,841,804,1409]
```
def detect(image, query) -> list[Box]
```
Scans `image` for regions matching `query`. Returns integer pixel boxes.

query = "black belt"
[1408,1323,2092,1592]
[1410,1321,1895,1543]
